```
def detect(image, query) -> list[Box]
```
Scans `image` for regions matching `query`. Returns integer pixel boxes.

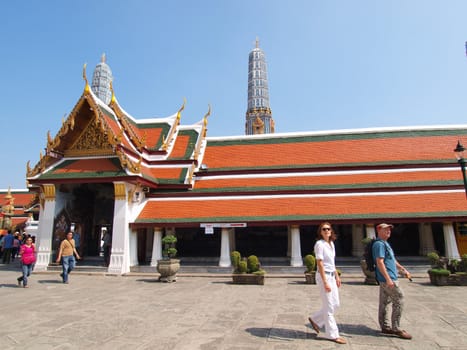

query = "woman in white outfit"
[309,222,346,344]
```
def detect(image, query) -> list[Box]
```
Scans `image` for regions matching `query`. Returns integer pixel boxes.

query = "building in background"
[245,38,275,135]
[8,53,467,275]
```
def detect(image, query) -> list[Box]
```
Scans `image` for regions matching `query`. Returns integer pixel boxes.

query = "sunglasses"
[322,227,331,231]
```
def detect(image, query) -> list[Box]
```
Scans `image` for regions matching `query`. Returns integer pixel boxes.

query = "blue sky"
[2,1,467,189]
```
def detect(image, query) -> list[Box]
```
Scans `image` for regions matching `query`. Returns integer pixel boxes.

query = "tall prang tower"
[91,53,113,105]
[245,38,275,135]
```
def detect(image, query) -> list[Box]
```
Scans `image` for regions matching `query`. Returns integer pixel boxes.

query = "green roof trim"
[207,129,467,147]
[190,180,462,194]
[169,129,200,160]
[126,118,172,150]
[202,159,453,172]
[38,158,127,180]
[135,210,467,224]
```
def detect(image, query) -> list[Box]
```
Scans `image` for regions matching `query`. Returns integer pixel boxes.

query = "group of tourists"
[309,222,412,344]
[0,230,35,264]
[1,230,81,287]
[3,223,413,342]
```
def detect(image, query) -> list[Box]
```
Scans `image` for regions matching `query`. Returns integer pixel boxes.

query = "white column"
[108,182,131,275]
[130,229,138,266]
[34,185,56,271]
[419,223,436,256]
[365,224,376,239]
[351,224,364,257]
[219,228,232,267]
[290,225,303,267]
[443,222,461,259]
[151,227,163,266]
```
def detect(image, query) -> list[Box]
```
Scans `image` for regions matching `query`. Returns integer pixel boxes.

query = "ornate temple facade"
[24,57,467,275]
[245,39,275,135]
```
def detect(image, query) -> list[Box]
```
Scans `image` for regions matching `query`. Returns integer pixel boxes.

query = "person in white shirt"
[308,222,346,344]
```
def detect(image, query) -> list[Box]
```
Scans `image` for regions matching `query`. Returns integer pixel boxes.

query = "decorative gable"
[66,119,114,157]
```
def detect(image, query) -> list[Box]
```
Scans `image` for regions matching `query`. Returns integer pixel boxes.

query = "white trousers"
[311,273,340,339]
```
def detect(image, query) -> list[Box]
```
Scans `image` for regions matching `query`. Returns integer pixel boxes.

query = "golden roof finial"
[101,53,106,63]
[47,130,53,147]
[83,63,90,93]
[177,98,186,121]
[5,186,12,200]
[26,161,31,177]
[110,80,116,104]
[203,104,211,126]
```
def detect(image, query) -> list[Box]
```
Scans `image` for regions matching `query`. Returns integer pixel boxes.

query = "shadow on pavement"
[339,323,379,336]
[38,279,66,284]
[0,283,21,288]
[136,278,162,283]
[246,327,315,340]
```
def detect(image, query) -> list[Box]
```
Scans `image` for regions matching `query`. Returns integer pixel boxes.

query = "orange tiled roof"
[136,190,467,224]
[193,168,459,192]
[203,131,463,169]
[135,127,467,225]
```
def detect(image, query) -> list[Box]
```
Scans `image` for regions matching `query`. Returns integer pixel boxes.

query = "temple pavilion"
[21,56,467,275]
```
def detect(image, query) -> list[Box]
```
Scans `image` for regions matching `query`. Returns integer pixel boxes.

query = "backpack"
[363,239,388,272]
[363,239,377,272]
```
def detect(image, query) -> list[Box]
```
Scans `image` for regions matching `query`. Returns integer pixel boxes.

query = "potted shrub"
[157,234,180,282]
[304,254,316,284]
[427,268,450,286]
[231,251,265,285]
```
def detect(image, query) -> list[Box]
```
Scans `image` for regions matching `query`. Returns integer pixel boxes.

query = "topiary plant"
[237,260,248,274]
[230,251,241,271]
[162,234,177,259]
[247,255,260,273]
[304,254,316,273]
[427,251,440,268]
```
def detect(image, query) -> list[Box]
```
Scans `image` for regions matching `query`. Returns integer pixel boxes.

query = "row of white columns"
[125,222,461,270]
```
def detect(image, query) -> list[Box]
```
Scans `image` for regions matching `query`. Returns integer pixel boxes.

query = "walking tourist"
[11,232,22,260]
[17,237,36,288]
[2,230,14,264]
[373,223,412,340]
[56,232,81,284]
[308,222,346,344]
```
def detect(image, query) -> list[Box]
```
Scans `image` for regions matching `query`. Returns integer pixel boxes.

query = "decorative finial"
[101,53,106,63]
[82,63,90,92]
[177,98,186,121]
[110,80,116,104]
[255,37,259,48]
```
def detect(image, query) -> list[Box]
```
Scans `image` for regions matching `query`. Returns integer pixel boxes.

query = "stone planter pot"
[457,273,467,286]
[360,258,379,285]
[232,274,265,285]
[428,269,449,286]
[157,259,180,282]
[305,272,316,284]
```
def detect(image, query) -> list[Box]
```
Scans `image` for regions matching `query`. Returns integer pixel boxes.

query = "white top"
[314,239,336,272]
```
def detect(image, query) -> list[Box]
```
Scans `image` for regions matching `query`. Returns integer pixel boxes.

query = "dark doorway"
[67,183,114,257]
[235,226,288,257]
[177,227,221,257]
[389,223,420,256]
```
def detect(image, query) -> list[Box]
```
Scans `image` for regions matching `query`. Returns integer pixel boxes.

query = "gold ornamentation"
[66,120,113,157]
[116,149,141,174]
[42,184,56,201]
[114,182,126,200]
[193,104,211,160]
[83,63,90,93]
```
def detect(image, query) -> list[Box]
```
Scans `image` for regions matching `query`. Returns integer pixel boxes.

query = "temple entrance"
[52,183,114,260]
